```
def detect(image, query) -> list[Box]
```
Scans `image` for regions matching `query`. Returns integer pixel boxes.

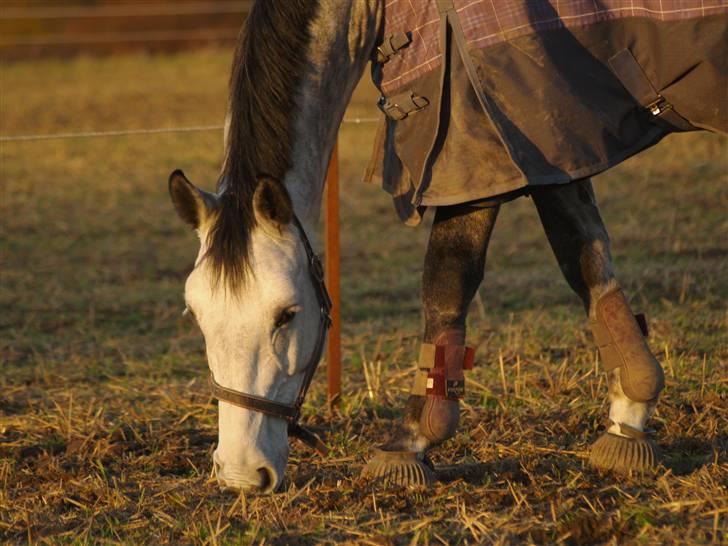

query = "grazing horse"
[168,0,727,492]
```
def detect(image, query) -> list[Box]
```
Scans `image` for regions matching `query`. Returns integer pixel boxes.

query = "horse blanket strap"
[376,32,412,63]
[207,214,331,456]
[436,0,454,13]
[608,49,696,132]
[411,343,475,399]
[378,91,429,121]
[590,287,664,403]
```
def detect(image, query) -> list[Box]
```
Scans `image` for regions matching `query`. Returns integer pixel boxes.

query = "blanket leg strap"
[609,49,696,132]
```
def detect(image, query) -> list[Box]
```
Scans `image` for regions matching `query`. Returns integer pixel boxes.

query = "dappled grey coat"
[364,0,728,225]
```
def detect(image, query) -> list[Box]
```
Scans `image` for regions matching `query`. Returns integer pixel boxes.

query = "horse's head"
[169,170,324,493]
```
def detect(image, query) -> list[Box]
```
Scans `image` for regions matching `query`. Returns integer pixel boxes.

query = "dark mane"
[207,0,319,288]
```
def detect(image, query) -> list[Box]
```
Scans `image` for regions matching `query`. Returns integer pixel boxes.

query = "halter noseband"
[208,214,332,455]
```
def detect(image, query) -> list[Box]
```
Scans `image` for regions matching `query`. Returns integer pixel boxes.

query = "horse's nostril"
[257,467,272,491]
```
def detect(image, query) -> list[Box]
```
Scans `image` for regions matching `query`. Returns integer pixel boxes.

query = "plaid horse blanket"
[365,0,728,224]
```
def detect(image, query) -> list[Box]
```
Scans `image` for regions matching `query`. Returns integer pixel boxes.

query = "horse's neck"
[283,0,381,226]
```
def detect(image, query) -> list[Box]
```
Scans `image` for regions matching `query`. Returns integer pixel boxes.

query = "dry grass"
[1,48,727,545]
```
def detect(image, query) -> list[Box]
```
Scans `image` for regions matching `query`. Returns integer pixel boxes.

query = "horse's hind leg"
[362,203,499,485]
[531,179,664,474]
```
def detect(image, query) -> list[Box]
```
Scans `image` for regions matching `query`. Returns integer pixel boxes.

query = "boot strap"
[608,419,654,441]
[411,343,475,399]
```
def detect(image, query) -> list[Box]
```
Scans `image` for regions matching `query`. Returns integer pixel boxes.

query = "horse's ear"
[168,170,217,229]
[253,176,293,229]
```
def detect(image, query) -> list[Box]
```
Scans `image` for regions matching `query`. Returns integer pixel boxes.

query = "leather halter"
[208,214,332,455]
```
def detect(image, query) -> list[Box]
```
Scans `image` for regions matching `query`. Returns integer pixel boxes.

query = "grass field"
[1,48,727,545]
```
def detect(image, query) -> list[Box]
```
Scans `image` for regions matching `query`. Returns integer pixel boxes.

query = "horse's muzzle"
[213,451,279,493]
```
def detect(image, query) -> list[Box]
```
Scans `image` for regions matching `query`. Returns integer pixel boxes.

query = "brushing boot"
[589,288,663,473]
[362,329,475,487]
[590,287,664,403]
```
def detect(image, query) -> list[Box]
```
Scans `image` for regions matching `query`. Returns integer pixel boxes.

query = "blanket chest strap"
[376,32,412,63]
[378,91,429,120]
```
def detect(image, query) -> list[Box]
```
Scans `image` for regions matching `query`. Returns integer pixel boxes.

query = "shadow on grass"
[661,435,724,475]
[435,457,529,486]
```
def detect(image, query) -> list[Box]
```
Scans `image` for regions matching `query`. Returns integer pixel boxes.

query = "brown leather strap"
[209,374,299,420]
[288,423,329,456]
[608,50,657,108]
[290,306,331,413]
[293,215,333,317]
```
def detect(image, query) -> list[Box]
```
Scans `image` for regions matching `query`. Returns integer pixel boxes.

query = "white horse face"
[169,171,320,493]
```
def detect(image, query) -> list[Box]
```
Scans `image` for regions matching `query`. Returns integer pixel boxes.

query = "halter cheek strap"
[208,214,331,456]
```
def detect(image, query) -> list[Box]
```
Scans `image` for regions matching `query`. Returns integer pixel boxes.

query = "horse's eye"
[274,307,298,329]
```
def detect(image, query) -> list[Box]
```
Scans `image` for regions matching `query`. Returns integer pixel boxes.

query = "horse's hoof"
[361,447,434,487]
[589,431,659,475]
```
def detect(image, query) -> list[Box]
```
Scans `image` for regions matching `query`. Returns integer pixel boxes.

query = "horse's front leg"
[363,203,499,485]
[531,179,664,474]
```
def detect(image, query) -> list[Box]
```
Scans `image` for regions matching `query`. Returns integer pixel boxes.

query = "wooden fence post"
[324,141,341,412]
